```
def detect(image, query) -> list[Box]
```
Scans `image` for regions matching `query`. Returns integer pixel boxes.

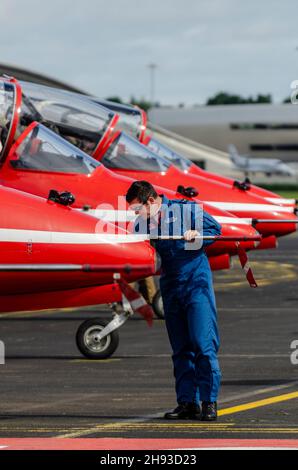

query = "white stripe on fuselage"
[81,209,137,222]
[0,229,147,244]
[81,210,253,226]
[212,216,252,225]
[265,197,296,205]
[208,202,294,213]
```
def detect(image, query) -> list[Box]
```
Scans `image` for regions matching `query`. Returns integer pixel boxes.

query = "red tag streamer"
[236,242,258,288]
[114,275,154,326]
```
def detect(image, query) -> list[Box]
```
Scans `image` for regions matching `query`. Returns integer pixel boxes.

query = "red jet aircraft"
[0,182,160,358]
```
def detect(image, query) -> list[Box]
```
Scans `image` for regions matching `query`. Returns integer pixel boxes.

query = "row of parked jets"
[0,76,297,358]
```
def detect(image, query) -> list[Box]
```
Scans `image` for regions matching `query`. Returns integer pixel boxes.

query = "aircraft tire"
[152,290,165,319]
[76,318,119,359]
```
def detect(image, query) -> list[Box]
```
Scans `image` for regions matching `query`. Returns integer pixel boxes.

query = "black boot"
[164,402,201,420]
[201,401,217,421]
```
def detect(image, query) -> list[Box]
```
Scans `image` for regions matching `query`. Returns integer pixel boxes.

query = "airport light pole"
[148,63,157,106]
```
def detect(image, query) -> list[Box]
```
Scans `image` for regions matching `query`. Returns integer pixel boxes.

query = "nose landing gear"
[75,302,132,359]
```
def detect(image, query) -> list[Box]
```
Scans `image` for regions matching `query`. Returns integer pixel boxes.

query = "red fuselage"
[0,185,156,313]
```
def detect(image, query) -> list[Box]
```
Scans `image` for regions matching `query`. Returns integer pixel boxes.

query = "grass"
[274,190,298,199]
[258,184,298,200]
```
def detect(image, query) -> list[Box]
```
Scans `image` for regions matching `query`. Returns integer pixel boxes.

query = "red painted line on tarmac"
[0,439,298,450]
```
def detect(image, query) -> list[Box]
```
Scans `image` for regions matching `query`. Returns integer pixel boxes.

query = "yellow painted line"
[218,391,298,416]
[58,424,295,432]
[92,429,298,434]
[96,429,298,435]
[208,429,298,433]
[0,429,83,433]
[57,422,233,439]
[84,423,234,428]
[57,425,298,438]
[3,427,298,436]
[56,423,232,439]
[56,391,298,438]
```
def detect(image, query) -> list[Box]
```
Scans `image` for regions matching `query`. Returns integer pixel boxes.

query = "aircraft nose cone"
[253,210,298,237]
[206,219,260,257]
[103,237,157,282]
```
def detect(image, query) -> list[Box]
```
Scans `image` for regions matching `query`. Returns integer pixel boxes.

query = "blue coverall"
[135,195,222,405]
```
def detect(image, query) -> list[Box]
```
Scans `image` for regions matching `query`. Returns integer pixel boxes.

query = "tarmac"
[0,231,297,450]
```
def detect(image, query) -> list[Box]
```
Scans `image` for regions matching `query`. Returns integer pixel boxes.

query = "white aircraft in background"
[228,144,296,177]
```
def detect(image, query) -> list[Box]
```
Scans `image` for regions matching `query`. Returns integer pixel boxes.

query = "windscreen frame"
[147,136,192,172]
[7,121,102,176]
[0,77,22,165]
[101,131,171,173]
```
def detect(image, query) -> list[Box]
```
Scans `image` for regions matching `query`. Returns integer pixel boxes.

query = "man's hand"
[184,230,199,241]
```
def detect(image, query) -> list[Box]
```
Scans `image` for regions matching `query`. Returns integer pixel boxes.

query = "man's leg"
[160,279,200,406]
[185,268,221,403]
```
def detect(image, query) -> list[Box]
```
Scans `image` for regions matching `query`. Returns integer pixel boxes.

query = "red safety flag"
[236,242,258,288]
[114,275,154,326]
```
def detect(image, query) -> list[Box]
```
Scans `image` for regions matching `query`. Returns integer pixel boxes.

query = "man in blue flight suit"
[126,181,222,421]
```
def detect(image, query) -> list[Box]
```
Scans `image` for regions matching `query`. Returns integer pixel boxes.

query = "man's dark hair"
[126,180,158,204]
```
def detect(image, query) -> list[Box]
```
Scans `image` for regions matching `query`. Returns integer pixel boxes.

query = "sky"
[0,0,298,105]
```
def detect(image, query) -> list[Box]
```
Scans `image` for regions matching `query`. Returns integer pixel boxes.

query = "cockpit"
[19,81,116,156]
[9,123,101,175]
[102,132,170,173]
[147,137,191,172]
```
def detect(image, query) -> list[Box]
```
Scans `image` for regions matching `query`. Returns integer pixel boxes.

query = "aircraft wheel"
[76,318,119,359]
[152,290,165,319]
